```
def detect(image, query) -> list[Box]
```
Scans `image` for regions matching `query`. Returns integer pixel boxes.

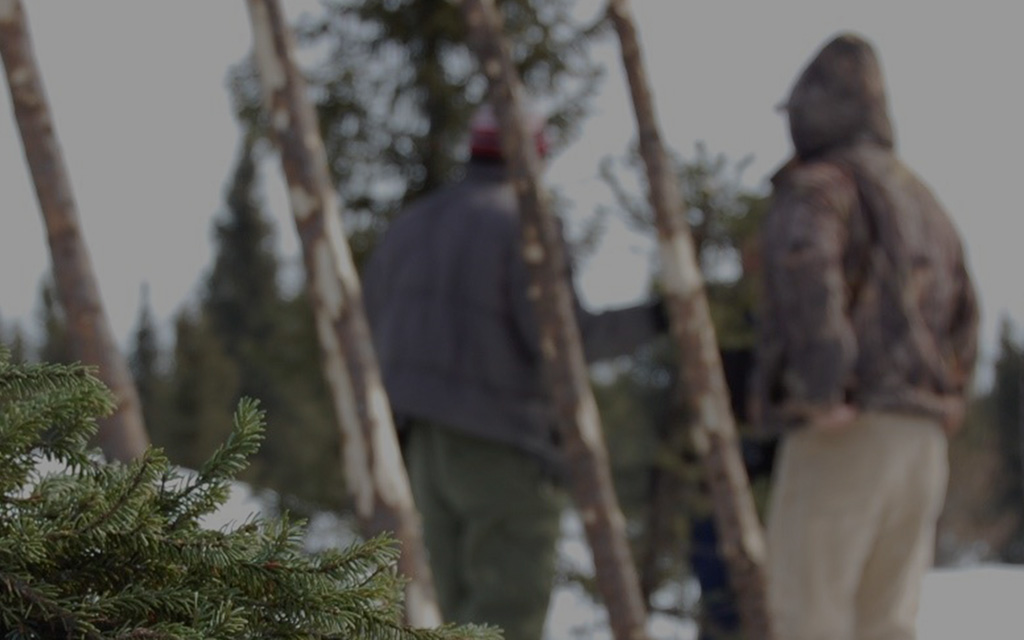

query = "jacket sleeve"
[507,218,662,365]
[760,166,858,413]
[574,298,663,363]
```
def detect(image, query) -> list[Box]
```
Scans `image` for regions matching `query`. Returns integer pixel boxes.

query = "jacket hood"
[781,32,895,159]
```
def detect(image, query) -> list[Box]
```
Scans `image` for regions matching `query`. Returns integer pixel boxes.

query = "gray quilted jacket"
[363,160,663,468]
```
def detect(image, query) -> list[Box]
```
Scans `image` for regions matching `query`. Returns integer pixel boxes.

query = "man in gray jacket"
[754,33,979,639]
[362,105,667,640]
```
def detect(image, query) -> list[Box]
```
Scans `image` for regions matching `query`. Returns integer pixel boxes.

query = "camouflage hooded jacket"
[753,33,979,435]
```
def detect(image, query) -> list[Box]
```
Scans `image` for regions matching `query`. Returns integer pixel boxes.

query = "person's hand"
[806,403,858,433]
[940,396,967,435]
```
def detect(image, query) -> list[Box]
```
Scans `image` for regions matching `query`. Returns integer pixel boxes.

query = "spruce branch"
[0,356,498,639]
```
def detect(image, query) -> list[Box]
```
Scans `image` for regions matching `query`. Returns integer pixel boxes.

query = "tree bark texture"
[242,0,441,627]
[458,2,650,639]
[606,1,773,637]
[0,0,150,462]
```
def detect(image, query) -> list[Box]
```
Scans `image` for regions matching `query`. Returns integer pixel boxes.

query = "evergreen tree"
[202,141,341,513]
[215,0,611,513]
[213,0,611,517]
[0,316,28,364]
[160,310,240,472]
[158,140,341,513]
[593,145,770,606]
[600,142,767,343]
[199,140,290,463]
[204,141,282,362]
[35,275,72,365]
[229,0,605,265]
[993,318,1023,499]
[254,292,345,515]
[989,318,1024,561]
[129,283,165,433]
[0,347,498,640]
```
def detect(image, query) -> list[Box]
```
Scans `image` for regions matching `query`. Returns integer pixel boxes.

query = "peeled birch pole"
[0,0,149,462]
[458,2,651,639]
[606,1,773,637]
[243,0,441,626]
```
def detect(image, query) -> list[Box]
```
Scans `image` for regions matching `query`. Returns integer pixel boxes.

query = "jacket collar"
[465,158,511,183]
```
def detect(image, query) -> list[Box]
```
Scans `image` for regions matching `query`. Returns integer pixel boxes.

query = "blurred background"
[1,1,1022,633]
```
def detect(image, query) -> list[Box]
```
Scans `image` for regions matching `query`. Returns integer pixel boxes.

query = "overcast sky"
[1,2,1019,384]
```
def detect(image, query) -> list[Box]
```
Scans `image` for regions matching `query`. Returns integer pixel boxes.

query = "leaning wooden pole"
[458,2,650,639]
[0,0,149,462]
[243,0,441,627]
[606,1,773,637]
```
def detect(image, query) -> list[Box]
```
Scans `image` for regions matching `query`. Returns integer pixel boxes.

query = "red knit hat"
[469,103,549,161]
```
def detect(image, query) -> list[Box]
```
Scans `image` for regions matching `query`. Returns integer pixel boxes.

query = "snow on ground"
[542,564,1024,640]
[545,509,1024,639]
[210,483,1024,640]
[917,565,1024,640]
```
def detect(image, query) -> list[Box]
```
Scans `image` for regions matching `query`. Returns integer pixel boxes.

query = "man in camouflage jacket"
[753,32,979,639]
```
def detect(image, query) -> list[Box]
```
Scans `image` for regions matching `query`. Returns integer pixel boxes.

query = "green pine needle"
[0,353,501,640]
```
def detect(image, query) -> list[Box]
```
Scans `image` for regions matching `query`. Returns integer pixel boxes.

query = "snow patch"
[207,483,1024,639]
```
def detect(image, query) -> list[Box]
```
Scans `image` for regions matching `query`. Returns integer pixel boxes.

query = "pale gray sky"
[1,2,1019,384]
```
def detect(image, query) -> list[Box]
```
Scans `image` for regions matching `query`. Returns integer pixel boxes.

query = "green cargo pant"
[404,420,566,640]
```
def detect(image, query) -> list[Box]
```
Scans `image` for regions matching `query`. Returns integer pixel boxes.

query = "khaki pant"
[404,421,566,640]
[766,412,948,640]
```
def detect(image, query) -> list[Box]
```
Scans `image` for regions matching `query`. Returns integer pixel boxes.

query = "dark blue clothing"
[363,160,663,473]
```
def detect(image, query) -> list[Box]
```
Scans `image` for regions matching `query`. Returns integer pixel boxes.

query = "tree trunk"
[242,0,441,627]
[0,0,149,462]
[458,2,650,639]
[606,1,773,637]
